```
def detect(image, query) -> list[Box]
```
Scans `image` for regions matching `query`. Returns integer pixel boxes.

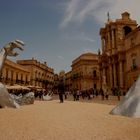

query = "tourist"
[72,89,77,101]
[76,90,80,100]
[58,80,64,103]
[94,88,98,97]
[105,88,109,100]
[116,87,121,101]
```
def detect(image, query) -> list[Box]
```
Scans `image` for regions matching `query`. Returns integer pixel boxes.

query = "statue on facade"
[0,40,24,108]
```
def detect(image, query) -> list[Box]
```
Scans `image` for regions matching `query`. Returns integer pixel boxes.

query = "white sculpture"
[10,92,35,105]
[0,40,24,108]
[110,76,140,118]
[43,91,53,101]
[0,83,20,108]
[0,40,24,77]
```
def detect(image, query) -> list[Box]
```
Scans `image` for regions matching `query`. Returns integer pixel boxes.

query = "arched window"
[35,71,37,79]
[93,70,97,77]
[26,75,28,83]
[38,72,40,79]
[11,70,14,81]
[123,26,132,36]
[94,84,96,89]
[132,58,137,70]
[16,72,18,82]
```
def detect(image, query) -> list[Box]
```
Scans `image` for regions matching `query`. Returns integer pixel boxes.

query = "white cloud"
[60,0,81,28]
[58,55,64,59]
[60,0,140,28]
[63,32,95,42]
[83,37,95,42]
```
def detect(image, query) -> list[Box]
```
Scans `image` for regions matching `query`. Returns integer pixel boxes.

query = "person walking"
[76,89,80,100]
[116,87,121,101]
[73,89,77,101]
[105,88,109,100]
[58,80,64,103]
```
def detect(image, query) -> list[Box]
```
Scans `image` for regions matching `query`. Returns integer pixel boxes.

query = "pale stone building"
[125,26,140,89]
[71,52,99,90]
[59,70,65,79]
[99,12,138,92]
[53,74,59,93]
[17,59,54,89]
[65,71,72,91]
[1,59,30,85]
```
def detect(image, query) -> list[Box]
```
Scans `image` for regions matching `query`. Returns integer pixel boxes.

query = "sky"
[0,0,140,73]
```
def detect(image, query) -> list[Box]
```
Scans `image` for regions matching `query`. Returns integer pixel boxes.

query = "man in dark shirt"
[58,80,64,103]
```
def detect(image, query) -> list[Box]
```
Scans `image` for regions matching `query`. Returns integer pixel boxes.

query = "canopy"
[6,85,30,90]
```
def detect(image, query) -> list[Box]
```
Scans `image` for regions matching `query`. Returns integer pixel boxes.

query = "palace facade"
[99,12,140,92]
[125,26,140,88]
[17,59,54,89]
[71,52,99,90]
[1,59,30,86]
[65,71,72,92]
[1,58,54,89]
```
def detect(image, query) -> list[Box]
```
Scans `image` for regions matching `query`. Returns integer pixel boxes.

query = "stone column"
[113,63,117,87]
[101,37,105,52]
[13,71,16,84]
[112,30,115,49]
[119,61,123,88]
[102,66,107,90]
[108,33,110,50]
[112,29,115,55]
[100,69,102,89]
[109,64,113,88]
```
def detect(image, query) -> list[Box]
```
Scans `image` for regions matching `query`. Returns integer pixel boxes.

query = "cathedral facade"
[99,12,140,93]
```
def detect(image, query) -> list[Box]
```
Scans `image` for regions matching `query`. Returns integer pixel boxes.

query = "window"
[21,74,23,81]
[16,73,18,82]
[93,70,97,77]
[26,75,28,83]
[123,26,132,36]
[132,58,137,70]
[11,70,14,81]
[94,84,96,89]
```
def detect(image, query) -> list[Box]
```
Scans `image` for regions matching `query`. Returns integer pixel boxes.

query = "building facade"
[1,58,54,90]
[65,71,72,92]
[53,74,59,93]
[99,12,138,92]
[125,26,140,89]
[1,59,30,86]
[17,58,54,89]
[71,52,99,90]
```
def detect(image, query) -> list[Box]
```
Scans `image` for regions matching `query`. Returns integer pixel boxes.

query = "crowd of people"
[7,84,124,103]
[57,86,124,103]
